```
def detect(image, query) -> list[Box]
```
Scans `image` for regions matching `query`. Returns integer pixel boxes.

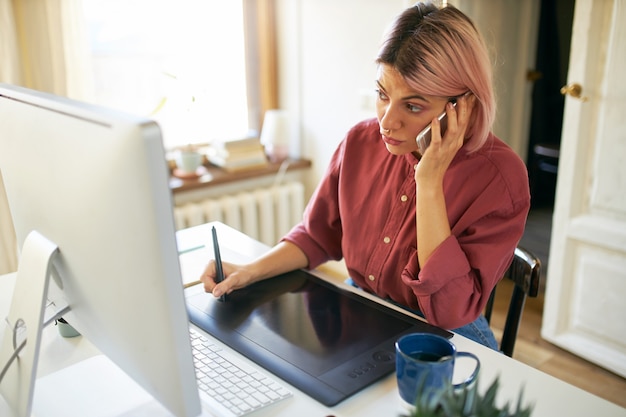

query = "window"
[82,0,275,149]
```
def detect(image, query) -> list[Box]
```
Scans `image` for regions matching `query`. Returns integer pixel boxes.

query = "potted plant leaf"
[401,375,533,417]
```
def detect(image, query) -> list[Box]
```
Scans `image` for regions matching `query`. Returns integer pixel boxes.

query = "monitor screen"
[0,84,200,417]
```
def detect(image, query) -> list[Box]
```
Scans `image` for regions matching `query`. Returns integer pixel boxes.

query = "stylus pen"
[212,226,227,302]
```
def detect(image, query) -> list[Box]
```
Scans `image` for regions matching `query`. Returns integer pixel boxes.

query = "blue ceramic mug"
[395,333,480,405]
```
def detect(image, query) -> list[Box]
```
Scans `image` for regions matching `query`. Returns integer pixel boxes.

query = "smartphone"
[415,100,457,155]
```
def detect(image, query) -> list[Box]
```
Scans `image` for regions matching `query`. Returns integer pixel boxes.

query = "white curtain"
[0,0,91,274]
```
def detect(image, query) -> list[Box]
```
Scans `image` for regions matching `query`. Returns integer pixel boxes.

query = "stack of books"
[207,137,268,172]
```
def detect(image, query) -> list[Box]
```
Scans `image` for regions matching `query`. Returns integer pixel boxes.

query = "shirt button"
[368,275,375,281]
[400,195,408,202]
[383,236,391,244]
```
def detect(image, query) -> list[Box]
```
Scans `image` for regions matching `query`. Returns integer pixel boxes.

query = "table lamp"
[260,109,291,163]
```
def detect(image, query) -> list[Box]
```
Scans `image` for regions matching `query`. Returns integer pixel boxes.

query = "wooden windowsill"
[169,158,312,194]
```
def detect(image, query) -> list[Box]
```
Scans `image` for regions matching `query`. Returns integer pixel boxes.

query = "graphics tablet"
[186,269,452,406]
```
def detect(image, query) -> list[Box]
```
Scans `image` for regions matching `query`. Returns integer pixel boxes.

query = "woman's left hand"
[413,93,476,267]
[415,93,476,185]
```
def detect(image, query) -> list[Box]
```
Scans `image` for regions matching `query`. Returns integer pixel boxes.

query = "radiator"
[174,182,305,246]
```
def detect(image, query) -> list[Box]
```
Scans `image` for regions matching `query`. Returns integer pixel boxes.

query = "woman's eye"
[407,103,422,113]
[375,89,388,100]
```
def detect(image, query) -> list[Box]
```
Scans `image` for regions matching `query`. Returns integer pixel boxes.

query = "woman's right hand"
[200,260,257,299]
[199,240,309,299]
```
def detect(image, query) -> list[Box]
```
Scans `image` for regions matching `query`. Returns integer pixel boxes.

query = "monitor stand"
[0,230,64,417]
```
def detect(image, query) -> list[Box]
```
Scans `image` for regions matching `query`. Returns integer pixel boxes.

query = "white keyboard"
[190,327,292,417]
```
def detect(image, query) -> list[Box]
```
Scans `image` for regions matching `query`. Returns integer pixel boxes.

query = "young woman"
[199,2,530,350]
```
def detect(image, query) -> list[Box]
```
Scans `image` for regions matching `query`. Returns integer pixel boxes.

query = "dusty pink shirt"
[283,118,530,329]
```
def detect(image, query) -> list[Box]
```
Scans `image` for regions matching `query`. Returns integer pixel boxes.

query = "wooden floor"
[490,206,626,408]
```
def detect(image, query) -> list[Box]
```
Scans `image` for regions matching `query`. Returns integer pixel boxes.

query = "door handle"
[560,83,588,102]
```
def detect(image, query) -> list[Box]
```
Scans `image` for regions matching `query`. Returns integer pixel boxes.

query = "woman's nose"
[379,105,401,131]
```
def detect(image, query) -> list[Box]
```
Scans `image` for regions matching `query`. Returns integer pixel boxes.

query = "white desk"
[1,223,625,417]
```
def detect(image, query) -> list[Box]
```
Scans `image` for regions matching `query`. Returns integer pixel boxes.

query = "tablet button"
[372,350,393,362]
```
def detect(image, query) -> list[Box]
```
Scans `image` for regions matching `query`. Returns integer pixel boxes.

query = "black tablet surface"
[186,269,452,406]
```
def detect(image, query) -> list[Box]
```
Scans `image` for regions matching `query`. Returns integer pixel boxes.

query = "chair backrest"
[484,246,542,357]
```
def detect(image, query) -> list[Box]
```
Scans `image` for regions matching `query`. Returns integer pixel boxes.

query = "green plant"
[401,376,533,417]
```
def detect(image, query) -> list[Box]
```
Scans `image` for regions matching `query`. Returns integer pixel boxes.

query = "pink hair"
[376,2,495,152]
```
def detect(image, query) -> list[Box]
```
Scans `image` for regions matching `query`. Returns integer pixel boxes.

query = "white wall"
[455,0,539,162]
[276,0,406,196]
[275,0,538,198]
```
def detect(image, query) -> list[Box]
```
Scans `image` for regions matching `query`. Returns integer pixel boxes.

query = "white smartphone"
[415,100,458,155]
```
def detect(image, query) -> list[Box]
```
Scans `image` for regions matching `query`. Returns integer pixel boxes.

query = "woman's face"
[375,64,449,156]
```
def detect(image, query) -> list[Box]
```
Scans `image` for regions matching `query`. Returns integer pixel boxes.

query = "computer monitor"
[0,83,201,417]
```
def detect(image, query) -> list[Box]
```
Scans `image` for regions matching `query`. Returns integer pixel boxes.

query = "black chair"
[529,142,560,207]
[484,246,542,357]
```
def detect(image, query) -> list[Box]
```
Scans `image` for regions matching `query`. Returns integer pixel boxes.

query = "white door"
[541,0,626,377]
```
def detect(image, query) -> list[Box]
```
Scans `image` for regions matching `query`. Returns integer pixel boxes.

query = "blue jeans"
[344,278,499,351]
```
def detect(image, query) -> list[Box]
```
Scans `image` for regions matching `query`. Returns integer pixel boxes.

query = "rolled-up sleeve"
[282,138,346,269]
[401,158,530,329]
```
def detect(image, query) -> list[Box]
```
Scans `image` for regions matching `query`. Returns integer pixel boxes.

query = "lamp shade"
[260,109,290,162]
